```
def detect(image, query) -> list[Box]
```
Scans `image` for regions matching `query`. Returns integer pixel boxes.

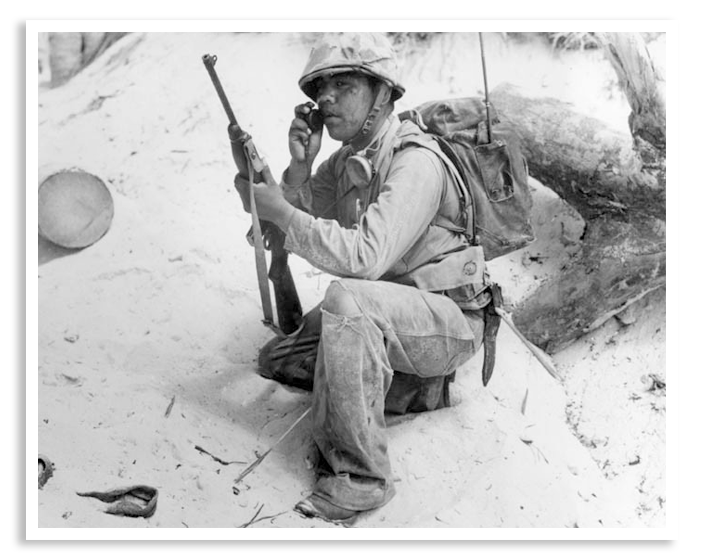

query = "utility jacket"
[282,115,491,310]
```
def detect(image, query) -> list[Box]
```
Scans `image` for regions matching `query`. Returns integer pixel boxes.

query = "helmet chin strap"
[344,82,395,189]
[350,82,391,151]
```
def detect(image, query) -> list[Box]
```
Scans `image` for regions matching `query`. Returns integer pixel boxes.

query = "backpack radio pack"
[398,96,535,262]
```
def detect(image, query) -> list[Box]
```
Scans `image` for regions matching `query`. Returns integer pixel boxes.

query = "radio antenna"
[478,32,493,144]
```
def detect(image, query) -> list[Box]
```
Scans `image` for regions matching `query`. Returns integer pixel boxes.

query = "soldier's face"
[314,73,376,143]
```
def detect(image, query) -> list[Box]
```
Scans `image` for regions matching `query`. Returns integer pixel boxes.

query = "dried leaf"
[164,395,176,417]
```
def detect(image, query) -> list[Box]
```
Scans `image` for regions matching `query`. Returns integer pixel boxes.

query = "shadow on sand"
[38,234,80,266]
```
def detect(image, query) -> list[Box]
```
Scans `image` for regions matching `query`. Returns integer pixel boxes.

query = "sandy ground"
[35,32,666,530]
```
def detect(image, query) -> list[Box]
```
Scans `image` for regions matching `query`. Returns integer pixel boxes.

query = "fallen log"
[491,80,665,353]
[492,84,664,223]
[48,32,128,86]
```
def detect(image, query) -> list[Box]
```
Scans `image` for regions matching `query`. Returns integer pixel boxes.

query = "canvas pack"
[399,97,535,261]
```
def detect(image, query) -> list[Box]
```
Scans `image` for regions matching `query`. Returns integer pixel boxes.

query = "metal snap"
[463,261,477,276]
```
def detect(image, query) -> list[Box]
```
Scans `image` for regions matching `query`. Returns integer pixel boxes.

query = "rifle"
[202,54,303,336]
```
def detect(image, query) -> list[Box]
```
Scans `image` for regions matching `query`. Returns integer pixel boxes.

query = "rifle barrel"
[202,54,238,126]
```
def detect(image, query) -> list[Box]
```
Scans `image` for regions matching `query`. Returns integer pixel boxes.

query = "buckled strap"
[482,283,503,387]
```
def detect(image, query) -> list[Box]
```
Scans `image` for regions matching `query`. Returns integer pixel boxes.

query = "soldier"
[235,32,490,523]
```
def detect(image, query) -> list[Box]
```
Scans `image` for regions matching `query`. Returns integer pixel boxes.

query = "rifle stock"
[265,226,304,335]
[203,54,303,335]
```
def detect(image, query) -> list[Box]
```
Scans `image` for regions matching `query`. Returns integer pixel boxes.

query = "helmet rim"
[298,33,405,102]
[299,66,405,102]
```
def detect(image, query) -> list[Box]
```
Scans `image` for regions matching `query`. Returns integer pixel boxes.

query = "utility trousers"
[259,278,484,512]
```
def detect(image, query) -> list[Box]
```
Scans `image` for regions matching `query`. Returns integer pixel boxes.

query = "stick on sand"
[233,406,311,486]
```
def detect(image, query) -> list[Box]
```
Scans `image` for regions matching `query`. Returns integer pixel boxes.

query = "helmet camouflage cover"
[299,32,405,101]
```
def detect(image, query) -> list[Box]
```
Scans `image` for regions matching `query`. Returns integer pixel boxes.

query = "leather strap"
[246,160,277,332]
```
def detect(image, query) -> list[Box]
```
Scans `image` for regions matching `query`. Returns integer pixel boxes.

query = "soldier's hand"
[233,174,295,229]
[233,173,252,213]
[289,102,323,165]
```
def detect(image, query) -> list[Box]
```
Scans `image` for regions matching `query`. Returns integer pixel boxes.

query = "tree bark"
[490,34,665,353]
[48,32,84,86]
[595,32,666,153]
[48,32,127,87]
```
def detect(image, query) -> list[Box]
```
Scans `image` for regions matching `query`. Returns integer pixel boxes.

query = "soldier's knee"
[322,280,362,317]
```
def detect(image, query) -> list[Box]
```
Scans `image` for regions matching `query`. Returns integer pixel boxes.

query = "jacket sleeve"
[281,151,341,219]
[283,147,445,280]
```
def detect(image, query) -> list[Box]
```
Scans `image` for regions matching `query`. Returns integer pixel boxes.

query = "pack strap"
[394,133,477,244]
[430,214,465,234]
[431,137,477,243]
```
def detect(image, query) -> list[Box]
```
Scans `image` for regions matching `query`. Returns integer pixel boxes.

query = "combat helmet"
[299,33,405,102]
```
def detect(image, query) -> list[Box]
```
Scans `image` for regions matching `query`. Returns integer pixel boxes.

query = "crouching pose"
[235,32,490,523]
